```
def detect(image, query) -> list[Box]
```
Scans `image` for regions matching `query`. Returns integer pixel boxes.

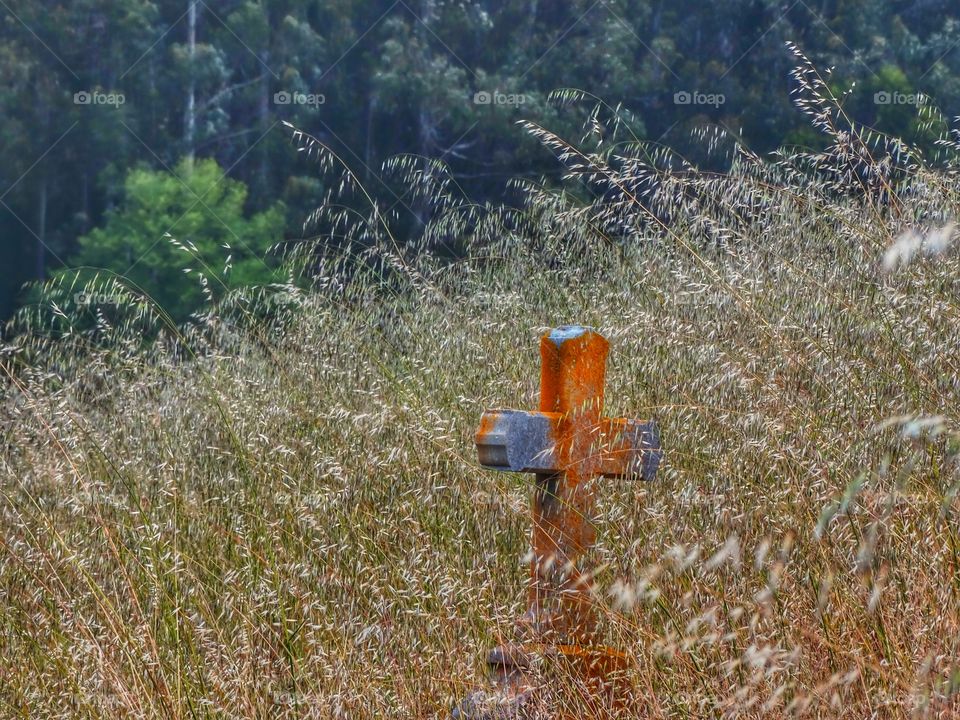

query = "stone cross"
[455,325,661,719]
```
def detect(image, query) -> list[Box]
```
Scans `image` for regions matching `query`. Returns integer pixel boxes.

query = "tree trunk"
[35,178,47,280]
[258,51,270,195]
[184,0,197,161]
[34,89,51,280]
[364,93,376,182]
[413,0,438,229]
[524,0,539,46]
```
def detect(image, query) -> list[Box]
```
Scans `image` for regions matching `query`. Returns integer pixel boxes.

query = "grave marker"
[454,325,662,719]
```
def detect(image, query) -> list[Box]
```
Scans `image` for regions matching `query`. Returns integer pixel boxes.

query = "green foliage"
[64,158,285,320]
[4,0,960,321]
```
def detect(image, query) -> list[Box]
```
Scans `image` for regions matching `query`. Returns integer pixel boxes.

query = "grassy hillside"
[2,61,960,718]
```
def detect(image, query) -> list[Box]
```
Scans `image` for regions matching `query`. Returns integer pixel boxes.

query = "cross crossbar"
[476,409,661,479]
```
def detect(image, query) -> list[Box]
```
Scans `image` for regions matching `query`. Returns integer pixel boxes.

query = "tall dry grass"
[1,49,960,718]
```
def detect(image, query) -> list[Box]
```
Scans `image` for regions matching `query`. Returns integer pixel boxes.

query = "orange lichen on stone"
[529,327,610,645]
[454,325,662,719]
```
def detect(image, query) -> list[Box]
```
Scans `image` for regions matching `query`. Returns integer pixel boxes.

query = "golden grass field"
[2,59,960,718]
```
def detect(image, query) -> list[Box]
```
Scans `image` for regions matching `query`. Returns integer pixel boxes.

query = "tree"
[64,157,285,320]
[5,0,960,322]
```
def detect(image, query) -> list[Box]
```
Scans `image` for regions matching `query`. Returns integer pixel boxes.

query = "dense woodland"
[2,0,959,319]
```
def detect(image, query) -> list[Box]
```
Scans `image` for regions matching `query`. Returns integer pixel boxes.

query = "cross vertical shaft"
[455,324,662,719]
[525,327,609,644]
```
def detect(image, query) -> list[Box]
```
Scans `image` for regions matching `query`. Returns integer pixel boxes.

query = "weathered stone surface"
[455,325,662,719]
[476,411,661,478]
